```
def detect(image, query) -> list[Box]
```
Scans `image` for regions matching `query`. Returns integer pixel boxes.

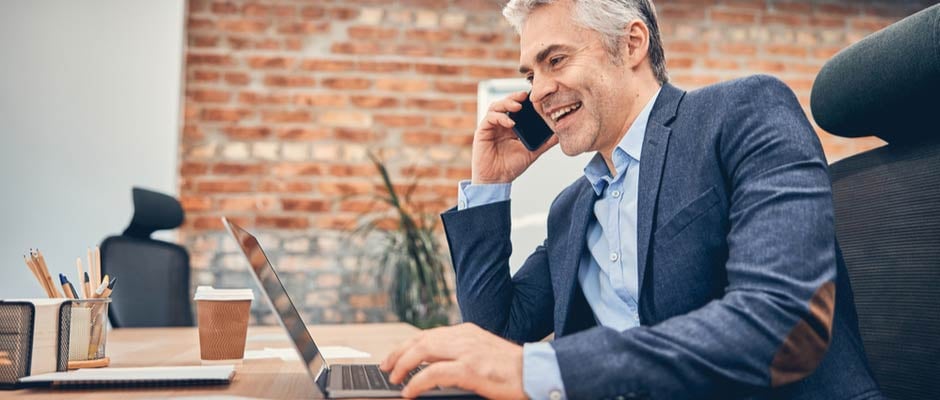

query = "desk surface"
[11,323,419,399]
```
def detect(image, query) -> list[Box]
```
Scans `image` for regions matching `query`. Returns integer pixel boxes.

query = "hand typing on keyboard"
[380,323,525,399]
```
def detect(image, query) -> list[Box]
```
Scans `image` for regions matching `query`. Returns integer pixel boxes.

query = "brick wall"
[180,0,935,324]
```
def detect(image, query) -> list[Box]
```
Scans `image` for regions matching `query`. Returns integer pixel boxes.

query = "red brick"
[187,53,235,66]
[189,89,231,103]
[442,47,487,59]
[190,35,219,47]
[416,63,463,75]
[348,26,398,40]
[395,44,434,57]
[259,180,314,193]
[223,126,272,140]
[375,78,430,92]
[218,196,277,211]
[492,49,518,61]
[247,56,294,69]
[766,44,807,58]
[200,108,252,122]
[850,17,890,32]
[328,164,376,177]
[666,40,710,55]
[193,70,220,82]
[281,198,330,212]
[224,72,251,85]
[351,95,400,108]
[817,3,858,17]
[182,125,204,140]
[300,59,355,71]
[257,216,310,229]
[460,101,476,114]
[213,162,266,175]
[316,215,357,230]
[262,110,312,123]
[717,43,757,56]
[460,32,504,44]
[659,5,707,20]
[321,77,372,90]
[335,128,381,142]
[430,115,475,130]
[348,293,388,308]
[284,38,303,51]
[219,19,269,33]
[703,58,739,70]
[188,18,215,30]
[272,162,324,176]
[762,13,807,27]
[667,57,695,69]
[242,2,269,17]
[405,98,457,111]
[772,1,812,14]
[278,21,330,35]
[405,29,452,42]
[813,46,844,60]
[301,6,325,19]
[328,7,358,20]
[747,60,786,72]
[277,127,331,141]
[196,179,252,193]
[271,4,296,17]
[445,133,474,146]
[374,115,427,128]
[332,42,382,55]
[181,162,209,175]
[339,199,387,213]
[188,216,226,230]
[210,1,238,14]
[318,181,373,195]
[445,167,473,180]
[293,93,347,107]
[401,166,439,178]
[180,195,212,212]
[358,61,410,73]
[264,75,316,87]
[238,91,291,105]
[434,80,477,94]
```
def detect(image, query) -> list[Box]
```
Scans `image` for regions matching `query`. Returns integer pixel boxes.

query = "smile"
[549,102,582,122]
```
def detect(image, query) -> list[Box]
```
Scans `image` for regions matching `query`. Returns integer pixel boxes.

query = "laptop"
[223,217,476,398]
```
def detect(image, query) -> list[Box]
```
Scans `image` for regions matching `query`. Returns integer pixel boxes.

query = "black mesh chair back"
[811,5,940,400]
[100,187,194,327]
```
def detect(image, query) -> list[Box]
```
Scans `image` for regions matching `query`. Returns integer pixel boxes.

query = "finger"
[487,92,527,113]
[380,334,421,371]
[401,362,471,398]
[388,341,455,384]
[481,111,516,131]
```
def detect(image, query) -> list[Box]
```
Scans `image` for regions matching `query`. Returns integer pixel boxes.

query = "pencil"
[35,250,63,298]
[94,246,102,287]
[84,272,93,300]
[100,277,117,298]
[76,258,87,298]
[24,254,53,297]
[87,248,96,287]
[59,274,78,299]
[93,278,109,298]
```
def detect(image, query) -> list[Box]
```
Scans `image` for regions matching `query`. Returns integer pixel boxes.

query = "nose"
[528,74,557,113]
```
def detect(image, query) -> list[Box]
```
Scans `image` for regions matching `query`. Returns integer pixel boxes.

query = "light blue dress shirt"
[456,89,661,399]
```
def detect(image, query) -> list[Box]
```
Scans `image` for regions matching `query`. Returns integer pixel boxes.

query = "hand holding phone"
[507,93,555,151]
[471,91,557,185]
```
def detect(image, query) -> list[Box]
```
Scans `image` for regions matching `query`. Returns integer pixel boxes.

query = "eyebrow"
[518,44,573,74]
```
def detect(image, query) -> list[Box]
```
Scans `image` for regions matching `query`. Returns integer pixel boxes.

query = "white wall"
[0,0,185,298]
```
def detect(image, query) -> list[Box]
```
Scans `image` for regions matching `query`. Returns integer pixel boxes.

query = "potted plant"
[353,153,454,329]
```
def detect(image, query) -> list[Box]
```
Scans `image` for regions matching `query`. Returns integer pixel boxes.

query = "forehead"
[518,1,596,66]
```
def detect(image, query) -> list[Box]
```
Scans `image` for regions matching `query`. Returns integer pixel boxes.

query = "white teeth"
[550,102,581,122]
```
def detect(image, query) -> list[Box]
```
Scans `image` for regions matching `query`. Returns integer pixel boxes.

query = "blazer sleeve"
[550,76,839,398]
[441,200,555,344]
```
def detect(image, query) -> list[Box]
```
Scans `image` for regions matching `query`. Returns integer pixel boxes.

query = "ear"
[622,19,650,68]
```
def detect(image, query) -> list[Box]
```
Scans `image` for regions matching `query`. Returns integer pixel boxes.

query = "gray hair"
[503,0,668,84]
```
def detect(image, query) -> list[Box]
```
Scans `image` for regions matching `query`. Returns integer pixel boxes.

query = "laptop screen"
[223,217,328,389]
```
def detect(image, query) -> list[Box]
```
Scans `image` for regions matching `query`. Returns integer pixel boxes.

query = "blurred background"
[1,0,935,325]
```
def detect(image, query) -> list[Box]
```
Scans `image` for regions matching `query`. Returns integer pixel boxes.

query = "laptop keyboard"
[340,364,425,391]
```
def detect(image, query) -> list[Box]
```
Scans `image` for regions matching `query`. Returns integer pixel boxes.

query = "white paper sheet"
[243,346,370,361]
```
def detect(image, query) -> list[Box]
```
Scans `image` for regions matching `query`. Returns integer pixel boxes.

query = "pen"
[84,272,93,299]
[59,274,79,299]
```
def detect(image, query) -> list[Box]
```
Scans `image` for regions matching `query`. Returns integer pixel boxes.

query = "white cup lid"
[194,286,254,301]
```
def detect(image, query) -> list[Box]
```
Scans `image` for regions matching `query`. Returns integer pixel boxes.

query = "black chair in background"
[811,5,939,400]
[100,187,194,327]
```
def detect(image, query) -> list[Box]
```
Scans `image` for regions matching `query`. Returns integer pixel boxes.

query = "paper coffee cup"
[194,286,254,362]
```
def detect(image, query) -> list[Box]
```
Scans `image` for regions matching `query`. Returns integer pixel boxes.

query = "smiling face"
[518,0,643,157]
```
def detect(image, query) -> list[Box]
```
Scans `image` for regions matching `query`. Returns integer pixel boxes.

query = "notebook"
[18,365,235,388]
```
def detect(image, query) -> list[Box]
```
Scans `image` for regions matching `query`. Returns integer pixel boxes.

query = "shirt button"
[611,190,621,198]
[609,252,619,262]
[459,200,467,208]
[549,390,563,400]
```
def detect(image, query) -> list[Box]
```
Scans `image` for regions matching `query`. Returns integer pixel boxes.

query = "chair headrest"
[122,187,184,239]
[810,4,940,144]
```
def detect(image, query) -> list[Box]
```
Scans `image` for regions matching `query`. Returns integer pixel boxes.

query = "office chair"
[100,187,194,327]
[811,5,939,400]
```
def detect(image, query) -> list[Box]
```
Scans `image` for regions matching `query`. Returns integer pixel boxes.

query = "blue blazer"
[442,76,880,399]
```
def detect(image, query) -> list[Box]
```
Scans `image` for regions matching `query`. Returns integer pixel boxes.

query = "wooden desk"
[10,323,419,399]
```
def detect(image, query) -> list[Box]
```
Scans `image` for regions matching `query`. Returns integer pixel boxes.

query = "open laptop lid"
[223,217,329,397]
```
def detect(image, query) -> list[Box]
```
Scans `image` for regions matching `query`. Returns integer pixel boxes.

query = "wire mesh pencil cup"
[67,298,110,369]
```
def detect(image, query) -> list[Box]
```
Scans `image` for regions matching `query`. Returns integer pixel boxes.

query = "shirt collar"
[584,87,662,195]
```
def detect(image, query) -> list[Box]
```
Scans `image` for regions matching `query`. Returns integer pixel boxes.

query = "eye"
[526,74,534,84]
[549,55,565,67]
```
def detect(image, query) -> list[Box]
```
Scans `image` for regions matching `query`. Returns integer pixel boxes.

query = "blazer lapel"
[636,84,685,300]
[556,180,595,335]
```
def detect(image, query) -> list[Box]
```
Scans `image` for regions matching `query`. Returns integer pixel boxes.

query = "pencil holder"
[66,298,110,369]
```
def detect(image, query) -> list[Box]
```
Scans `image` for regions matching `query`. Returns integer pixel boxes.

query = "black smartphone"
[508,93,554,151]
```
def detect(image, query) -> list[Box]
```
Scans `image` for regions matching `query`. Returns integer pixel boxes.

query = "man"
[381,0,879,398]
